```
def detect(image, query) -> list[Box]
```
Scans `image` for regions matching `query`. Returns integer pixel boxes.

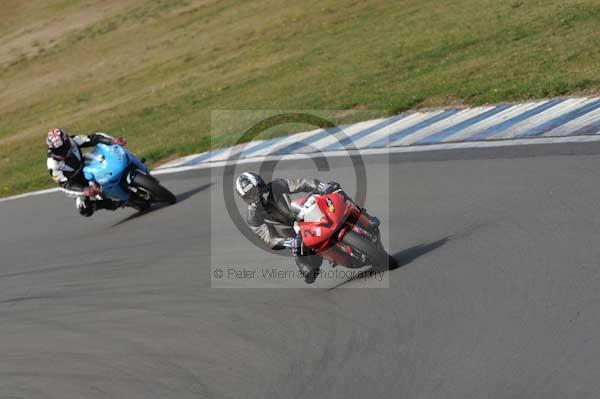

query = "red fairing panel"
[298,193,354,251]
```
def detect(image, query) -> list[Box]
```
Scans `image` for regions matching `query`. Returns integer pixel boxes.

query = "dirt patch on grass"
[0,0,140,68]
[417,95,469,110]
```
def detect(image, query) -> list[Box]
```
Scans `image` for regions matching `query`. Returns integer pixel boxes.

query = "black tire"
[132,173,176,205]
[341,230,395,268]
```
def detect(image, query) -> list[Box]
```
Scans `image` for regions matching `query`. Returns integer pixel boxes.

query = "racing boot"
[304,267,320,284]
[296,256,322,284]
[368,215,380,230]
[76,197,95,217]
[361,208,380,234]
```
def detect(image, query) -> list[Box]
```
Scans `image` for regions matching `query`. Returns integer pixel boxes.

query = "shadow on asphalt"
[389,237,450,271]
[175,183,214,203]
[327,236,450,289]
[111,183,213,227]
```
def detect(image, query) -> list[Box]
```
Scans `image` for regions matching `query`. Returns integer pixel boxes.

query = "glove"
[318,181,341,194]
[112,137,127,146]
[285,235,308,257]
[83,186,101,197]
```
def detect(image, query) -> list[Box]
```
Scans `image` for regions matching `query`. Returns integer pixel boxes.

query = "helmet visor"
[50,138,71,160]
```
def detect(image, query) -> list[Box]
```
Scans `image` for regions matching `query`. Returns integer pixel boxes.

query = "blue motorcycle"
[83,143,176,210]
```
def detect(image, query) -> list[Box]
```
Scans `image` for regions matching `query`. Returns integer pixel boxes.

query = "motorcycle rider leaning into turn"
[235,172,380,284]
[46,128,130,217]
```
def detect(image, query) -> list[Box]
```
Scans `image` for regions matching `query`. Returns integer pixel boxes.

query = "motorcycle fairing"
[83,144,149,202]
[297,193,354,251]
[294,191,379,268]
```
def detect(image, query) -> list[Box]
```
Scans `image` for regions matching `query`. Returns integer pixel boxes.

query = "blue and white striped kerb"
[158,97,600,169]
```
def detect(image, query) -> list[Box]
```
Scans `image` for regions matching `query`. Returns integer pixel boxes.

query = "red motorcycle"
[292,190,396,269]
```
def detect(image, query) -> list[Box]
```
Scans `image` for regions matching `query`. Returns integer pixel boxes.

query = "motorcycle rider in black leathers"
[46,128,128,217]
[235,172,379,284]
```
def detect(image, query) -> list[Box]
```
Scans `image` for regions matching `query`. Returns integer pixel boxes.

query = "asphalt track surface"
[2,142,600,398]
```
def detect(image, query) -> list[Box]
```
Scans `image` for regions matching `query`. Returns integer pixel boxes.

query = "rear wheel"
[132,173,176,205]
[341,230,396,268]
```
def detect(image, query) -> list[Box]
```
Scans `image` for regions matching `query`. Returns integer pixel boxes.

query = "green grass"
[0,0,599,197]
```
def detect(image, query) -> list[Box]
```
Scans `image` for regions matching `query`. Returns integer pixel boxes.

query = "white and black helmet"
[235,172,266,203]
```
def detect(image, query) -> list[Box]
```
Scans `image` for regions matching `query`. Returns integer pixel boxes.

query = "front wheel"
[131,172,176,205]
[341,230,397,269]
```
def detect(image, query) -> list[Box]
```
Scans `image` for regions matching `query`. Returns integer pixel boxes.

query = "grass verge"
[1,0,599,196]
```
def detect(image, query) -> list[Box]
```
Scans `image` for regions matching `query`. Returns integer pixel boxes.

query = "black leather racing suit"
[247,178,323,248]
[247,178,326,272]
